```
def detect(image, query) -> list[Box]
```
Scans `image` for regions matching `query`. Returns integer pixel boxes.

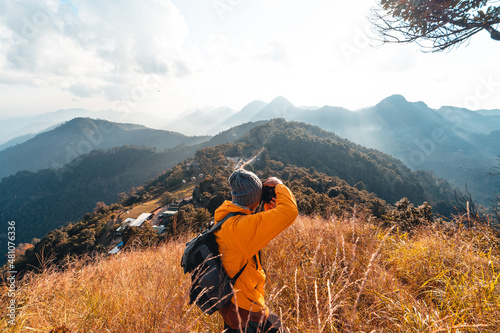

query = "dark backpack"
[180,212,247,315]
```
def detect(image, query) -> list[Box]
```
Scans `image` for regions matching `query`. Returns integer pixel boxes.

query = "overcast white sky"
[1,0,499,119]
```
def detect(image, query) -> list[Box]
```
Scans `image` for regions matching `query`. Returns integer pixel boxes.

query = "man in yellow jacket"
[214,169,298,333]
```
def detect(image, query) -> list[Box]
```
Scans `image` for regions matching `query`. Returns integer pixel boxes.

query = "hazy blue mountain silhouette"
[0,118,210,180]
[168,95,499,203]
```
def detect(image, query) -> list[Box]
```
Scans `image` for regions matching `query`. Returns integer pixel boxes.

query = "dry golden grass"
[173,184,196,201]
[122,198,163,219]
[1,214,499,332]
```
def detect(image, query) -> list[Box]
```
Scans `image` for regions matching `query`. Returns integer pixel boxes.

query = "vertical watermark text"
[6,220,17,326]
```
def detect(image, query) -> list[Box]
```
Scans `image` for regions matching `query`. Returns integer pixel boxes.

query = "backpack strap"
[211,212,250,282]
[208,212,236,233]
[255,251,264,272]
[209,211,247,233]
[231,261,248,282]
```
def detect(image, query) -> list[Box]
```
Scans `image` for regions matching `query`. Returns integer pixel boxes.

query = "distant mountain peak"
[269,96,294,107]
[247,96,298,122]
[380,94,408,104]
[62,117,142,129]
[244,99,266,106]
[59,117,96,130]
[240,100,266,113]
[0,117,211,180]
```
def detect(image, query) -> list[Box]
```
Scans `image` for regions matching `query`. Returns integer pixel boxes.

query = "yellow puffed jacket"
[214,183,298,313]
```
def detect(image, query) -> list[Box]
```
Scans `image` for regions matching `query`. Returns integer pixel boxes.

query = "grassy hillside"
[2,214,499,332]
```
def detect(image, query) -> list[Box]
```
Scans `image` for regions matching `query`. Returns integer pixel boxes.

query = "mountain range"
[8,119,456,270]
[3,95,499,204]
[4,100,499,332]
[168,95,500,203]
[0,119,267,259]
[0,118,210,180]
[0,108,173,147]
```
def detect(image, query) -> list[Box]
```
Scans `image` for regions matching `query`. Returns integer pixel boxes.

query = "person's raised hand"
[263,177,282,187]
[264,197,277,211]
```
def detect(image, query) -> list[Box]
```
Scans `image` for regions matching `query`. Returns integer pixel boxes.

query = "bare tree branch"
[370,0,500,52]
[489,155,500,176]
[454,184,480,219]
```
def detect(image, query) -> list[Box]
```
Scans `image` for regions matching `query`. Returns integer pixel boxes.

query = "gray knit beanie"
[229,169,262,207]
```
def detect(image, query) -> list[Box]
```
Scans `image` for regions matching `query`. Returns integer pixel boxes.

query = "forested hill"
[140,119,455,216]
[239,120,455,213]
[0,146,192,263]
[0,120,268,265]
[11,119,457,273]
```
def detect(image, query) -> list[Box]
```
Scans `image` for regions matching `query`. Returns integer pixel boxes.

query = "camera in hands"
[261,185,276,204]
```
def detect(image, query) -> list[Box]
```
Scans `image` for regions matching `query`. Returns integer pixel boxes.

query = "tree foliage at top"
[371,0,500,51]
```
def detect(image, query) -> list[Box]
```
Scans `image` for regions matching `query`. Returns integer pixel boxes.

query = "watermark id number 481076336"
[7,220,17,326]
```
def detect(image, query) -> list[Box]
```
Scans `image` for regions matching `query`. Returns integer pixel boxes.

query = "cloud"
[0,0,193,101]
[204,34,241,64]
[259,40,291,65]
[174,60,191,77]
[68,82,95,98]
